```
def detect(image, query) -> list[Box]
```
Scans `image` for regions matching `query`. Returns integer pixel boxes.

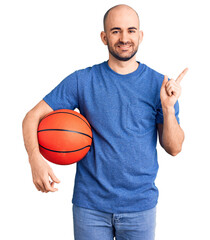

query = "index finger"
[176,68,189,83]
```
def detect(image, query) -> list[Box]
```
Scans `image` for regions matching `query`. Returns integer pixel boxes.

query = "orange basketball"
[37,109,93,165]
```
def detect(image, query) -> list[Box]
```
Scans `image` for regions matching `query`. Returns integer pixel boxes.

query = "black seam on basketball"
[37,129,92,139]
[39,144,91,153]
[41,111,91,129]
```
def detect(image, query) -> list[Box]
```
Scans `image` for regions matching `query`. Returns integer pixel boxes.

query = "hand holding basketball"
[29,151,60,193]
[160,68,188,109]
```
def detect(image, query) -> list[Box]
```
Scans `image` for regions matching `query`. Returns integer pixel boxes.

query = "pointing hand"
[160,68,188,109]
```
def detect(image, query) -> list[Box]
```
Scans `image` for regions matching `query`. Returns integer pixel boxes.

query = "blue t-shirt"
[43,61,179,213]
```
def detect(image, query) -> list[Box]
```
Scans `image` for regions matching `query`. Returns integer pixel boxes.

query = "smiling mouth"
[117,45,132,50]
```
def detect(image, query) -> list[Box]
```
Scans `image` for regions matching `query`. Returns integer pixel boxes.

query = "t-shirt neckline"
[104,60,144,78]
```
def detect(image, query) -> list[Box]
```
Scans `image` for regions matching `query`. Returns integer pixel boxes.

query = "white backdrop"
[1,0,209,239]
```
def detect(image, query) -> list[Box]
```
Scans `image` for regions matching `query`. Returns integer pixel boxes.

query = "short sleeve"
[156,100,180,124]
[43,71,79,111]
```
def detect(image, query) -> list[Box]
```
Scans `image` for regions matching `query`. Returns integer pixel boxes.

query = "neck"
[108,55,139,75]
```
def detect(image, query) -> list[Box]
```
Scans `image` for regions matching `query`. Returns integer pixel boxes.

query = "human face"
[101,7,142,62]
[106,26,139,61]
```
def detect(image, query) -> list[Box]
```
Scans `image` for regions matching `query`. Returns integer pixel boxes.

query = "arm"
[22,100,60,192]
[158,68,188,156]
[157,108,185,156]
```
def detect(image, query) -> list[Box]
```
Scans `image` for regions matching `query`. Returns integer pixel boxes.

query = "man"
[22,4,187,240]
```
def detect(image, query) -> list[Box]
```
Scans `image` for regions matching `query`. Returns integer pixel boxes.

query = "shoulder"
[144,64,164,80]
[142,63,165,88]
[76,62,106,77]
[60,62,105,84]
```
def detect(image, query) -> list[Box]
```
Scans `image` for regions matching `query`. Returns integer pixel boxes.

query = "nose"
[119,31,129,44]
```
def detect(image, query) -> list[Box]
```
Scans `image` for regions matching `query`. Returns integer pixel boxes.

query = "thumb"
[161,75,168,88]
[49,170,60,183]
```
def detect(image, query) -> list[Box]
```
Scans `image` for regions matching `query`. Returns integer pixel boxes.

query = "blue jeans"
[73,204,156,240]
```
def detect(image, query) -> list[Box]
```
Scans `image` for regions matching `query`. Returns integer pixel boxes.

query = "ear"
[138,30,144,45]
[100,31,108,45]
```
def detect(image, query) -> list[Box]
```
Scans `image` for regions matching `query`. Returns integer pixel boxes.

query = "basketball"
[37,109,93,165]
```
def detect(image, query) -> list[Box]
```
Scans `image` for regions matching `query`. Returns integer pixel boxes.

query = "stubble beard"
[107,40,138,62]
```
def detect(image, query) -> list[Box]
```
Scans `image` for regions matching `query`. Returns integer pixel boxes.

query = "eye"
[112,30,119,34]
[129,30,136,33]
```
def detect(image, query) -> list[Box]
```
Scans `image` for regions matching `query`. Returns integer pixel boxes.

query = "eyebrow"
[110,27,137,31]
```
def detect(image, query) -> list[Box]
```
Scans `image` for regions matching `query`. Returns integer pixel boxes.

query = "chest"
[78,74,159,136]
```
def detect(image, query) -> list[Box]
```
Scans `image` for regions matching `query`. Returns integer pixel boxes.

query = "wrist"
[162,106,175,115]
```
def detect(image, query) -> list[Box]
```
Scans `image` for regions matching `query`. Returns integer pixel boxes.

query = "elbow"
[170,131,185,157]
[165,140,184,157]
[163,145,182,156]
[170,149,182,156]
[168,142,184,156]
[164,130,185,157]
[164,146,182,156]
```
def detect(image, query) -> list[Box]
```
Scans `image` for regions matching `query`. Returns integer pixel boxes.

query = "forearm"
[162,107,185,156]
[22,100,53,162]
[22,101,59,193]
[22,110,41,162]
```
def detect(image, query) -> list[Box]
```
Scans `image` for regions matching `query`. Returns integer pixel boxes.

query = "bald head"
[103,4,140,32]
